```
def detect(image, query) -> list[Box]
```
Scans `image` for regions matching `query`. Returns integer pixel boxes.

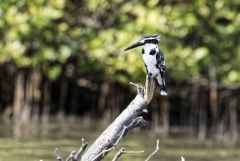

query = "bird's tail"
[156,74,167,96]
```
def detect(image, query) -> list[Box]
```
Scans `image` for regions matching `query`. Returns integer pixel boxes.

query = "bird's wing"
[156,49,167,95]
[156,49,166,83]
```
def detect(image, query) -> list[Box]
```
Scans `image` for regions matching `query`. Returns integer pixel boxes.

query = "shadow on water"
[0,120,240,161]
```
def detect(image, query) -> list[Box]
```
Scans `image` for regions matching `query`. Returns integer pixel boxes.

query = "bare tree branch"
[145,139,160,161]
[129,82,144,94]
[72,138,88,161]
[112,148,144,161]
[81,85,148,161]
[80,81,155,161]
[181,156,185,161]
[144,77,155,104]
[92,146,115,161]
[55,148,64,161]
[114,117,149,145]
[92,117,148,161]
[66,151,76,161]
[54,138,88,161]
[111,148,125,161]
[53,81,157,161]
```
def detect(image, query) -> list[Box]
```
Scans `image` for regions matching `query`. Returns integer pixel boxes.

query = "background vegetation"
[0,0,240,141]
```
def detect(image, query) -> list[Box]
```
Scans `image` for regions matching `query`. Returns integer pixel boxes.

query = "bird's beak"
[123,41,144,51]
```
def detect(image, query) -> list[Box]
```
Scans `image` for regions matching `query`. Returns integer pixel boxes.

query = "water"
[0,120,240,161]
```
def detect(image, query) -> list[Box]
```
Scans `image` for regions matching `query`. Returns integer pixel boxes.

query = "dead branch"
[145,139,160,161]
[80,82,150,161]
[54,138,88,161]
[92,117,148,161]
[54,81,155,161]
[129,82,144,94]
[66,151,75,161]
[114,116,149,145]
[181,156,185,161]
[92,146,115,161]
[144,77,155,104]
[55,148,64,161]
[112,148,144,161]
[72,138,88,161]
[112,148,125,161]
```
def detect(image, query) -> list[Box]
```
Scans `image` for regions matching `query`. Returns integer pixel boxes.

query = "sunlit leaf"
[48,65,62,80]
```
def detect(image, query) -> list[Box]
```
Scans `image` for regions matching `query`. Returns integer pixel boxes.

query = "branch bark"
[112,148,144,161]
[53,79,156,161]
[55,148,64,161]
[81,80,155,161]
[145,139,160,161]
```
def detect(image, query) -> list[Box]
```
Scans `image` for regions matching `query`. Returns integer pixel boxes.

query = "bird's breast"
[142,53,159,76]
[142,44,160,76]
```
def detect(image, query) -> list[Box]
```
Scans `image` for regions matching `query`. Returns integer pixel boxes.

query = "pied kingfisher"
[124,34,167,96]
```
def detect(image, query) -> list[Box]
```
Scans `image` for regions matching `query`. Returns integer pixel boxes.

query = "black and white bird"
[124,34,167,96]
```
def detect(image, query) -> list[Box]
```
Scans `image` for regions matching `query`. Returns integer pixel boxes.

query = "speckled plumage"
[124,34,167,96]
[142,43,167,96]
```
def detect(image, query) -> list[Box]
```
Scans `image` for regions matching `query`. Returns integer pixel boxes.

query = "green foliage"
[47,65,62,80]
[0,0,239,85]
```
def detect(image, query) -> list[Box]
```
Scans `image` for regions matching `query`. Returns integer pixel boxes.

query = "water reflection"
[0,120,240,161]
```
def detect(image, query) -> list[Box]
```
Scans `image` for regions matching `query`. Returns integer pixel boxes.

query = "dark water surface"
[0,120,240,161]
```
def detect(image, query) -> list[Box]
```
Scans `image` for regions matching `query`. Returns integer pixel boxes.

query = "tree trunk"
[31,67,42,121]
[197,87,207,141]
[228,96,238,144]
[13,71,25,122]
[209,68,218,135]
[42,79,51,122]
[189,83,199,137]
[58,77,68,120]
[161,97,169,138]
